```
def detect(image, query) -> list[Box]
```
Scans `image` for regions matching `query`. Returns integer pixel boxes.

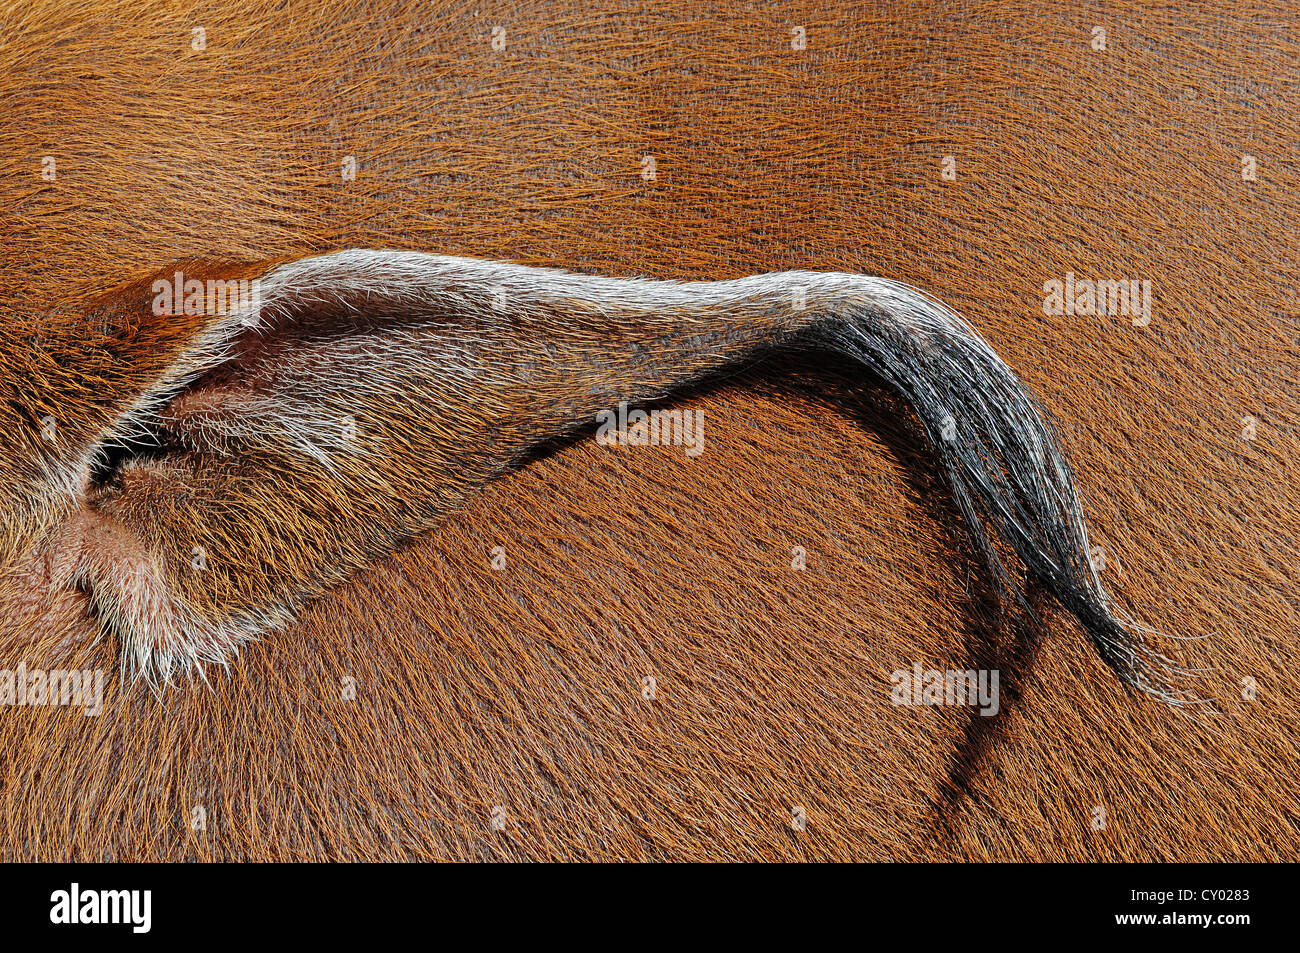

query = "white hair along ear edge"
[52,249,1187,701]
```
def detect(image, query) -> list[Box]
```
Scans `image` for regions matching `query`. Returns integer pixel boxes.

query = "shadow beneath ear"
[749,352,1050,834]
[513,348,1050,827]
[926,580,1047,838]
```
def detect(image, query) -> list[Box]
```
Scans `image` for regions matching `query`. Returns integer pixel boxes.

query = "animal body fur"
[0,0,1296,861]
[10,249,1176,696]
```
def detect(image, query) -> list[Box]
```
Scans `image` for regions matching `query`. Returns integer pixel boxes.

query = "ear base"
[50,510,256,678]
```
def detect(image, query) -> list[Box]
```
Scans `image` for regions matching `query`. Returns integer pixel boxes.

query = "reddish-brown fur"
[0,0,1296,860]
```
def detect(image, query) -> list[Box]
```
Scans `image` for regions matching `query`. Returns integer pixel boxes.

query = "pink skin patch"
[39,509,176,656]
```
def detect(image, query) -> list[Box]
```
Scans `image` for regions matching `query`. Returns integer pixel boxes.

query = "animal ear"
[28,249,1178,699]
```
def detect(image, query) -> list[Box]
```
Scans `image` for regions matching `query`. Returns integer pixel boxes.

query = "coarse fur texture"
[0,0,1296,862]
[21,249,1179,698]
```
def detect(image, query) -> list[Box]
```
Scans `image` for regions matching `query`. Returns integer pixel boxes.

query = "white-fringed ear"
[40,249,1179,700]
